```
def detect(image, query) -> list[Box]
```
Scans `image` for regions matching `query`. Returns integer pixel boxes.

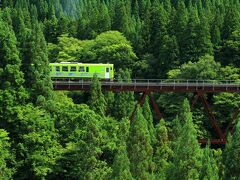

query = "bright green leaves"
[48,31,137,70]
[13,104,62,179]
[0,129,15,179]
[168,55,221,80]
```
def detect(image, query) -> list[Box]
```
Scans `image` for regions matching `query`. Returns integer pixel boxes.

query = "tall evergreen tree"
[154,119,172,179]
[0,11,27,128]
[113,69,134,120]
[127,107,154,179]
[142,96,156,145]
[195,15,213,57]
[44,4,59,43]
[22,18,52,103]
[112,118,133,180]
[88,74,107,116]
[180,7,201,62]
[149,1,168,57]
[200,143,219,180]
[112,0,130,35]
[223,117,240,179]
[111,142,133,180]
[222,4,240,40]
[211,10,223,46]
[168,99,202,179]
[172,0,188,44]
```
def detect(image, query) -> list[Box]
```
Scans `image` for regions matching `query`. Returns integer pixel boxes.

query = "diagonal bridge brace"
[129,92,163,123]
[195,92,224,140]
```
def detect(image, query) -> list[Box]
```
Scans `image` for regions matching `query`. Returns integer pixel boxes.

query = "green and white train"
[49,62,114,80]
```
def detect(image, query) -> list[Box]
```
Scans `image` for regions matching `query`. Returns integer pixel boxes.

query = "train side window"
[55,66,60,71]
[78,66,84,72]
[62,66,68,72]
[70,66,76,72]
[106,68,109,72]
[86,67,89,72]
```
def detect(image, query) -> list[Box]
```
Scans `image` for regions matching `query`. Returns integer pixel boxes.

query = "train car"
[49,62,114,80]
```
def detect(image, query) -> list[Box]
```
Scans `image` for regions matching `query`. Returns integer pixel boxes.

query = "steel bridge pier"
[52,79,240,145]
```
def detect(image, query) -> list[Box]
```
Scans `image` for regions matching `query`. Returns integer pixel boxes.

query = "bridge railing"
[52,78,240,86]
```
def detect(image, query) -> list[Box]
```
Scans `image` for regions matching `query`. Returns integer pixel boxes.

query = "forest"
[0,0,240,179]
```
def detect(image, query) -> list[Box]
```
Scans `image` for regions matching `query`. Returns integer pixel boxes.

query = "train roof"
[50,62,114,66]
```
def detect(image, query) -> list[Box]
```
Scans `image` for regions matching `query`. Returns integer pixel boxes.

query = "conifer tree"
[139,0,151,54]
[22,18,52,102]
[154,119,172,179]
[200,143,219,180]
[222,5,240,40]
[112,117,133,180]
[168,99,202,179]
[97,3,111,34]
[149,1,168,57]
[0,11,27,127]
[172,0,188,44]
[157,34,179,77]
[181,7,201,62]
[44,4,59,43]
[112,142,133,180]
[142,96,156,145]
[223,117,240,179]
[112,0,130,34]
[127,107,153,179]
[211,10,223,46]
[113,69,134,120]
[105,91,115,116]
[88,74,107,116]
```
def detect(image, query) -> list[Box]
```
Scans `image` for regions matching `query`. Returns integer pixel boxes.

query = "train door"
[105,67,110,78]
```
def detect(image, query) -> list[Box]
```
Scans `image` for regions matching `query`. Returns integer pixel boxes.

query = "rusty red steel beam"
[53,82,240,93]
[149,94,163,120]
[198,138,227,145]
[190,93,199,109]
[198,92,224,139]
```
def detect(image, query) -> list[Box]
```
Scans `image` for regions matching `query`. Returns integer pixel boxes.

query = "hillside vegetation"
[0,0,240,179]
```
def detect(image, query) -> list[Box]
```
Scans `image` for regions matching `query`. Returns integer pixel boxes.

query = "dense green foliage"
[1,0,240,179]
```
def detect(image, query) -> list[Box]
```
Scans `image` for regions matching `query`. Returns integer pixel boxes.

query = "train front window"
[62,66,68,72]
[55,66,60,71]
[70,66,76,72]
[78,66,84,72]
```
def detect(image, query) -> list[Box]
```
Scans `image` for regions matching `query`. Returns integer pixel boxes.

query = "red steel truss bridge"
[53,79,240,145]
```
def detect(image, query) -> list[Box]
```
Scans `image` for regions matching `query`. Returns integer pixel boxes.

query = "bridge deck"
[52,79,240,92]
